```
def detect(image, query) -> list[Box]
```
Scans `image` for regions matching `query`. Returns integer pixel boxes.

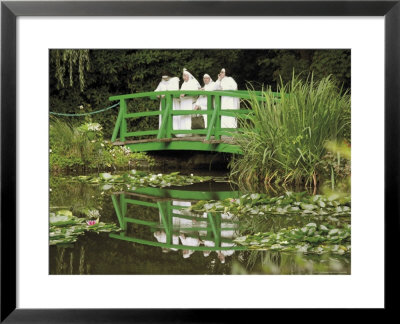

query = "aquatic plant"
[230,74,351,189]
[189,191,351,255]
[320,140,351,192]
[190,191,350,218]
[50,118,154,172]
[65,170,213,190]
[234,222,351,255]
[49,209,120,245]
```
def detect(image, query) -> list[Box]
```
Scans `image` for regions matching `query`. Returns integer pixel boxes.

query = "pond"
[49,170,350,275]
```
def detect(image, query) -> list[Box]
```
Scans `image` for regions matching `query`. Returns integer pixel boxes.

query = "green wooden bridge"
[109,90,271,154]
[109,187,246,253]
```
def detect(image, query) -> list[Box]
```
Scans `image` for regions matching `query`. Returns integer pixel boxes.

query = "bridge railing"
[109,90,277,143]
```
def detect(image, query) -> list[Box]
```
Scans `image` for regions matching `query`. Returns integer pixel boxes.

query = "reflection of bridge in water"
[109,186,247,261]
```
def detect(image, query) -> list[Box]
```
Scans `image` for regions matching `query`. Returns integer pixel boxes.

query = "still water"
[49,172,350,275]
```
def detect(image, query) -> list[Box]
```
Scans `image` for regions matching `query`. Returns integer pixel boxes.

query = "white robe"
[178,78,200,135]
[179,234,201,259]
[195,81,217,127]
[172,201,192,233]
[154,77,180,129]
[214,76,240,129]
[219,213,236,257]
[154,231,179,251]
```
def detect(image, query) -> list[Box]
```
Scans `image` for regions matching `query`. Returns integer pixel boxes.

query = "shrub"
[50,118,154,172]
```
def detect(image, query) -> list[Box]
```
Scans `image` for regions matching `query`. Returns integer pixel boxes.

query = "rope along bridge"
[109,90,273,154]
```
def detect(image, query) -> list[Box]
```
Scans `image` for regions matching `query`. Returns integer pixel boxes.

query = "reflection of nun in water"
[217,213,237,264]
[153,230,179,252]
[173,200,202,259]
[153,202,182,252]
[198,213,215,257]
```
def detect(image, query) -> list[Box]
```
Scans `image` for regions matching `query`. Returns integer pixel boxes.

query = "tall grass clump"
[230,74,350,189]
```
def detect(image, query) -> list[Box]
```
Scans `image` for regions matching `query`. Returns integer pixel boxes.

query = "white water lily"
[296,245,309,253]
[306,223,317,227]
[328,229,339,236]
[87,123,102,131]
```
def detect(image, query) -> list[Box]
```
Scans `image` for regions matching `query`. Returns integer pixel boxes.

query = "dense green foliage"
[49,118,154,172]
[51,49,90,91]
[190,191,350,218]
[189,191,351,255]
[50,49,350,138]
[234,222,351,255]
[229,75,351,188]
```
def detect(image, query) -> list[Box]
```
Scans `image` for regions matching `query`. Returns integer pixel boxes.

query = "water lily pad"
[56,210,73,217]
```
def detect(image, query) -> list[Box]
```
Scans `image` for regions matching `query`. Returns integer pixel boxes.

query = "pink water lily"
[86,220,97,226]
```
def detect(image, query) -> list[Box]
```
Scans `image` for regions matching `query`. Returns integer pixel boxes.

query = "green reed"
[230,74,350,189]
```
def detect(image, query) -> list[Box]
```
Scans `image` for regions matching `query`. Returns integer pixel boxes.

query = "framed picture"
[1,0,396,321]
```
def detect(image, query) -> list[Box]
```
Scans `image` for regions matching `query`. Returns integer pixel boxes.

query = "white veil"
[182,68,201,89]
[203,73,213,83]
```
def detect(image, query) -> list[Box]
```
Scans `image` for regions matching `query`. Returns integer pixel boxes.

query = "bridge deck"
[113,136,236,146]
[113,136,241,154]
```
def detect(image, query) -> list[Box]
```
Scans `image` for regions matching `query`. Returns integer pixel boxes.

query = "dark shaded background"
[49,49,350,137]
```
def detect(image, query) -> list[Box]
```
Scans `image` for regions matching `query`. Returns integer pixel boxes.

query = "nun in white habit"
[178,68,201,136]
[154,74,180,129]
[194,74,217,128]
[214,68,240,129]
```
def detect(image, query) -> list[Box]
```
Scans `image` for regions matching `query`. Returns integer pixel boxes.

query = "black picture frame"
[1,0,397,321]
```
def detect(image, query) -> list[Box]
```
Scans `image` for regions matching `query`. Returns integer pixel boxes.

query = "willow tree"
[51,49,90,92]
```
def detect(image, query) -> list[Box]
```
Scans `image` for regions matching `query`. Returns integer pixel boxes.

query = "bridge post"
[111,101,123,142]
[206,95,218,141]
[120,193,127,232]
[207,213,220,248]
[206,94,213,129]
[111,195,126,230]
[157,97,167,139]
[120,99,127,141]
[165,94,173,138]
[215,95,221,140]
[157,201,171,243]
